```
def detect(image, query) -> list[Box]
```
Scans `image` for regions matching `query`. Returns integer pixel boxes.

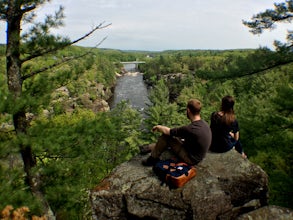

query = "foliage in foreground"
[0,205,45,220]
[0,103,142,218]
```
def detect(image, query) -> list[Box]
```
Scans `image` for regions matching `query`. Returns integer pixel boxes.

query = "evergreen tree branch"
[21,35,107,81]
[21,52,92,81]
[38,155,78,160]
[21,4,36,14]
[0,1,37,18]
[0,5,7,18]
[243,1,293,34]
[237,59,293,78]
[214,58,293,80]
[21,22,111,63]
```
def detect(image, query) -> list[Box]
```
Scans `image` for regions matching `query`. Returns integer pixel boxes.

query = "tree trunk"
[6,2,55,219]
[6,2,22,98]
[15,112,55,219]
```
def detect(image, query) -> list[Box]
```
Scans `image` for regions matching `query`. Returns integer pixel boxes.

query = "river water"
[110,72,150,113]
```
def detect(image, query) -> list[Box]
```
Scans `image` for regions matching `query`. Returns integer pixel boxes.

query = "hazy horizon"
[0,0,289,51]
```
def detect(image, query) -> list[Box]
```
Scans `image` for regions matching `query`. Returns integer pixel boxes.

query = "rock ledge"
[91,150,271,220]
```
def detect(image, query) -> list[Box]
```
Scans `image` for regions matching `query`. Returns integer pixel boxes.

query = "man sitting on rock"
[142,99,212,166]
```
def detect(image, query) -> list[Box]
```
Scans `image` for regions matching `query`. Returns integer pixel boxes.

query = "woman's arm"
[229,131,239,140]
[234,131,239,140]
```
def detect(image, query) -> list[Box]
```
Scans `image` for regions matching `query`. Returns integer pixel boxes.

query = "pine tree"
[243,0,293,50]
[143,79,181,143]
[0,1,109,217]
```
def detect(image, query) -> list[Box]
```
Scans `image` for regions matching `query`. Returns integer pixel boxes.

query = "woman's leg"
[234,140,247,159]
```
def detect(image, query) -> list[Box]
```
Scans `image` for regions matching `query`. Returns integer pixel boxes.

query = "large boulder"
[90,150,269,220]
[237,205,293,220]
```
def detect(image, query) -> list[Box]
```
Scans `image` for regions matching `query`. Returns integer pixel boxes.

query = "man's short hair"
[187,99,201,115]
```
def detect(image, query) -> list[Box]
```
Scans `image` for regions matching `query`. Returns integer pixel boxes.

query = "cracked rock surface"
[90,150,281,220]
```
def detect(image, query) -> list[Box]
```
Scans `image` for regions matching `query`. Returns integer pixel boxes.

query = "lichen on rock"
[91,150,273,220]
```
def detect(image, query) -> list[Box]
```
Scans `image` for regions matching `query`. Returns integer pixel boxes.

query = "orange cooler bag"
[153,159,197,188]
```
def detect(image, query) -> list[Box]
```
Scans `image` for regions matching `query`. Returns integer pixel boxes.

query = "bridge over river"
[121,61,145,72]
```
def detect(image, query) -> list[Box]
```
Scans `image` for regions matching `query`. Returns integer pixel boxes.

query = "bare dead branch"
[71,22,111,45]
[94,36,108,48]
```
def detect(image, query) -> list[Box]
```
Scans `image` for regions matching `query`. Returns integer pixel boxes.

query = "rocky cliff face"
[90,150,277,220]
[50,83,112,114]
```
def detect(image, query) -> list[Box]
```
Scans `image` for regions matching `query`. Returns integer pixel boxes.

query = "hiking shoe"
[139,144,152,155]
[142,156,159,166]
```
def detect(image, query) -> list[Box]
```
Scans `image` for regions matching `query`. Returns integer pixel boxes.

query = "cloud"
[0,0,288,51]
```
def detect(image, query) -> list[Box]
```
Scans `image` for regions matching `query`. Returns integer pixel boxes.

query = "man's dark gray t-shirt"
[170,120,212,164]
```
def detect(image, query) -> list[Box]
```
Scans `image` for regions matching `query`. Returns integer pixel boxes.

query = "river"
[110,72,150,114]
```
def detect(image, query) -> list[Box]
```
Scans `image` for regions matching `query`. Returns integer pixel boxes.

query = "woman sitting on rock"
[209,95,247,159]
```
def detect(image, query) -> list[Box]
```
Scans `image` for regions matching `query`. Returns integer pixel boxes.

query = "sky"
[0,0,290,51]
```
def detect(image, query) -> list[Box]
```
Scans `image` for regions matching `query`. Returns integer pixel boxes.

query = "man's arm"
[152,125,170,135]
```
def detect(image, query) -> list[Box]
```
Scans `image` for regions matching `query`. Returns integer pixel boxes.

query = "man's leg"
[170,140,195,165]
[142,135,171,166]
[151,135,170,158]
[144,135,195,165]
[139,143,155,155]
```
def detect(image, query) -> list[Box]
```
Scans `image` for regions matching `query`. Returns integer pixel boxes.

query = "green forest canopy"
[0,0,292,218]
[1,46,292,218]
